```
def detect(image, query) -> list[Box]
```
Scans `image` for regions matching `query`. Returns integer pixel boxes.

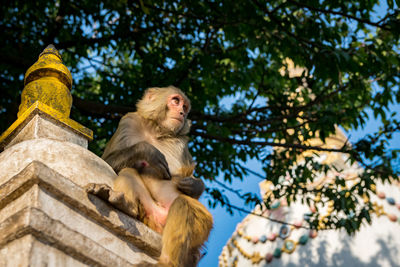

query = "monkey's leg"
[159,195,213,267]
[117,168,169,233]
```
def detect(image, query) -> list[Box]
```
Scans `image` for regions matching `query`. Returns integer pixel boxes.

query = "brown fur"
[102,86,212,267]
[161,195,213,267]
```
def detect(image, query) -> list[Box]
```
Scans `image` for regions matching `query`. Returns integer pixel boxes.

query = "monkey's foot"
[85,183,138,218]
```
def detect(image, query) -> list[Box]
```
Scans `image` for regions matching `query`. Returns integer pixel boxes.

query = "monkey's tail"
[160,195,213,267]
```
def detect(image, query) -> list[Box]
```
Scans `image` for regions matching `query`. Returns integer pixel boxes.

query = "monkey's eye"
[183,104,188,112]
[172,97,180,105]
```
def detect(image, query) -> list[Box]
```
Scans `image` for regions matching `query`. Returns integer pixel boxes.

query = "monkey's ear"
[143,88,157,101]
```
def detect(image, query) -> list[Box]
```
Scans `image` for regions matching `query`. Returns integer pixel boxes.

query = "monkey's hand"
[176,177,205,199]
[85,183,138,218]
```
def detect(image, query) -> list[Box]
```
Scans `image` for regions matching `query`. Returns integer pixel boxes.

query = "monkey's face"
[162,93,190,133]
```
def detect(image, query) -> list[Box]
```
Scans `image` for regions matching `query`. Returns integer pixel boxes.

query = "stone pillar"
[0,45,161,266]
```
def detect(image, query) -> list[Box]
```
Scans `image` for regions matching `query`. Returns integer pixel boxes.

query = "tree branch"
[206,190,311,229]
[195,130,350,153]
[72,96,134,119]
[287,0,391,31]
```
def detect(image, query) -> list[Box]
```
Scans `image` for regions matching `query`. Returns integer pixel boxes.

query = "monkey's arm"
[104,141,171,180]
[102,113,171,179]
[176,177,205,199]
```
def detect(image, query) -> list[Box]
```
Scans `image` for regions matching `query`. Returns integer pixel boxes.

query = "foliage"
[1,0,399,233]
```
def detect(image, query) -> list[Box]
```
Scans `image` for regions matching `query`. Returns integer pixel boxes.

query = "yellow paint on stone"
[0,45,92,149]
[0,101,93,145]
[18,44,73,118]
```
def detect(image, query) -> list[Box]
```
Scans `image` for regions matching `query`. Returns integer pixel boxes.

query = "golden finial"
[18,44,73,118]
[0,45,92,150]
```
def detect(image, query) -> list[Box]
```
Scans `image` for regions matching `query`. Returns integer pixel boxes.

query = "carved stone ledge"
[0,138,115,189]
[0,101,92,151]
[0,161,161,266]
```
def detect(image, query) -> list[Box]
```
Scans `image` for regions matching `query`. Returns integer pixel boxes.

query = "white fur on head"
[136,86,192,135]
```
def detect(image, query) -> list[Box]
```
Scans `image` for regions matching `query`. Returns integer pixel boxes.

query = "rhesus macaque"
[87,86,213,267]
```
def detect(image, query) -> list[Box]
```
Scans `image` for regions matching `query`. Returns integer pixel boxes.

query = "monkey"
[86,86,213,267]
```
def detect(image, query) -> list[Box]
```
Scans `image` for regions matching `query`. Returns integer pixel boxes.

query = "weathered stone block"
[6,114,88,149]
[0,138,115,189]
[0,102,93,151]
[0,162,161,266]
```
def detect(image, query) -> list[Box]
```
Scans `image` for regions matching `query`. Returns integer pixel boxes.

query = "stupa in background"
[219,128,400,267]
[0,45,160,266]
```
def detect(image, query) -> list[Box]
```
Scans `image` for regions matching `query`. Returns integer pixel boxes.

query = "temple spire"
[0,45,92,150]
[18,44,73,118]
